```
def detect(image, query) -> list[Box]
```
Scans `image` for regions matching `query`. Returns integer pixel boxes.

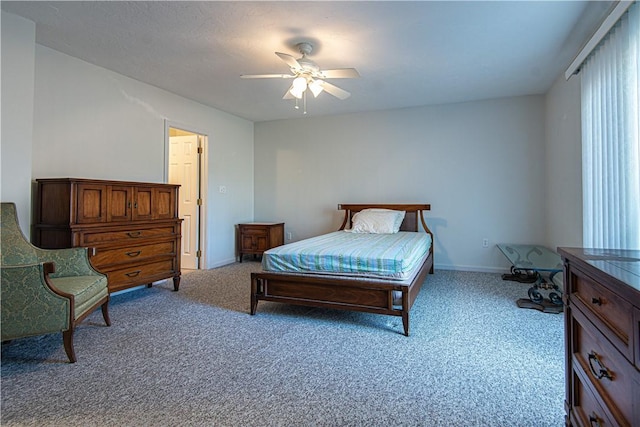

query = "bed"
[250,204,434,335]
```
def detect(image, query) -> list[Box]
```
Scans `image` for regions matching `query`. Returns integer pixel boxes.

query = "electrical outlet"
[286,232,292,241]
[482,238,489,248]
[218,185,227,194]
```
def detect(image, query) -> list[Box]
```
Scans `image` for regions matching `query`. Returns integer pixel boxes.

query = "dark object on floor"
[501,269,539,283]
[516,298,563,314]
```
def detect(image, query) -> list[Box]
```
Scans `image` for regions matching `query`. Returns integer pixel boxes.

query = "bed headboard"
[337,204,432,235]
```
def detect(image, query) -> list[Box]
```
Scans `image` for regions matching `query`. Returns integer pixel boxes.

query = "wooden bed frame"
[250,204,434,335]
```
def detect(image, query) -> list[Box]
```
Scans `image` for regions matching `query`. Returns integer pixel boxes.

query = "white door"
[168,134,200,269]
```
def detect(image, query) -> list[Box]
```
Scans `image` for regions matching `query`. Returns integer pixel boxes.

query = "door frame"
[164,119,209,269]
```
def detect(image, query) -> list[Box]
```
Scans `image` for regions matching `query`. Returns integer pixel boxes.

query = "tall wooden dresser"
[33,178,182,293]
[558,247,640,427]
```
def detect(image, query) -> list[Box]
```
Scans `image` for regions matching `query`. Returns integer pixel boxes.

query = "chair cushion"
[49,275,108,318]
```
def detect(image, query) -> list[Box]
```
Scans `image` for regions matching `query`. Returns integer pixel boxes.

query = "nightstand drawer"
[240,227,268,236]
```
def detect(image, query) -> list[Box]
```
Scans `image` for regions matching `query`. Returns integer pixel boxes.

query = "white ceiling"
[2,1,613,122]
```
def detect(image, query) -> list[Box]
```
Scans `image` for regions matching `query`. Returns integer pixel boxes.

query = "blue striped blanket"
[262,231,431,280]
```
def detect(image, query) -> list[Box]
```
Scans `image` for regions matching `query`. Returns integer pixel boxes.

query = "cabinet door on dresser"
[132,186,154,221]
[76,183,108,224]
[107,185,134,222]
[153,186,177,220]
[106,185,158,222]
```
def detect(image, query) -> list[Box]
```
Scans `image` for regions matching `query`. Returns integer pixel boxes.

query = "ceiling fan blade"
[240,74,294,79]
[319,68,360,79]
[275,52,302,71]
[282,86,295,100]
[320,81,351,100]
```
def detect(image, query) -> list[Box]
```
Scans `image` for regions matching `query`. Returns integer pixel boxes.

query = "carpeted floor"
[1,262,564,426]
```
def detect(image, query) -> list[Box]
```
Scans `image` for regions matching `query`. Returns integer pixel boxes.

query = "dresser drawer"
[571,368,616,427]
[90,240,176,268]
[76,224,178,246]
[571,306,639,426]
[239,226,268,236]
[571,268,634,361]
[103,258,177,291]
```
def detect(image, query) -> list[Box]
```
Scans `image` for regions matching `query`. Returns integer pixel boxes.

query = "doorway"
[165,123,208,270]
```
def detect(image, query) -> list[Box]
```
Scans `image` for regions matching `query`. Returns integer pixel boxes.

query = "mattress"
[261,231,431,280]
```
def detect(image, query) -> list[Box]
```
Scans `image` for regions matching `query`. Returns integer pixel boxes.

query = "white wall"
[0,11,254,268]
[1,12,35,233]
[3,9,585,272]
[31,46,254,267]
[544,73,583,251]
[23,44,254,267]
[255,96,547,272]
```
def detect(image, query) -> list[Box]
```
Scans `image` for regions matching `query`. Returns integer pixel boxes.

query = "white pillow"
[349,209,406,234]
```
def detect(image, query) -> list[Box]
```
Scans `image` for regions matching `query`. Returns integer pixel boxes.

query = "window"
[581,2,639,249]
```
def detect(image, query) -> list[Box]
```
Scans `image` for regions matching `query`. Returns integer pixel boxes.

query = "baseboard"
[208,257,240,269]
[434,263,509,274]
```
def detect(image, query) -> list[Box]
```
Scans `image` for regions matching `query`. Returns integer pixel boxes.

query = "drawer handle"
[591,297,603,306]
[588,351,613,380]
[125,270,141,278]
[126,251,141,257]
[589,412,603,427]
[126,231,142,238]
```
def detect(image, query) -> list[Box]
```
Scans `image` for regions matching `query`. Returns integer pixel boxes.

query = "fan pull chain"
[303,90,307,114]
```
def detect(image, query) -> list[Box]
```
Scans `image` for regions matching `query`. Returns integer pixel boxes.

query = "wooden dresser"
[236,222,284,262]
[558,247,640,427]
[33,178,182,293]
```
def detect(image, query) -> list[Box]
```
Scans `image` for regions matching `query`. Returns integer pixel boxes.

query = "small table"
[236,222,284,262]
[497,244,564,312]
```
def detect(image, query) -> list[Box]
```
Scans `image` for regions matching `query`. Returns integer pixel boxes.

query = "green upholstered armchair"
[1,202,110,363]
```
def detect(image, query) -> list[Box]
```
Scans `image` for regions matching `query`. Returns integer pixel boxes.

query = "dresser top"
[36,177,179,187]
[558,247,640,294]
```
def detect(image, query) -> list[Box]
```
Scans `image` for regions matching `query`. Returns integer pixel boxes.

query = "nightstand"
[236,222,284,262]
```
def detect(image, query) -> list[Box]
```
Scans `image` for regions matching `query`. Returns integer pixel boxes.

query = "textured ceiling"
[2,1,612,122]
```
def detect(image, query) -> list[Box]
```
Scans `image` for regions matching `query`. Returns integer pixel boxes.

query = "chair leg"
[62,329,77,363]
[101,301,111,326]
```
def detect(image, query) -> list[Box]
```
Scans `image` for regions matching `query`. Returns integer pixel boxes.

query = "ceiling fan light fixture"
[242,41,358,114]
[309,79,324,97]
[290,76,307,99]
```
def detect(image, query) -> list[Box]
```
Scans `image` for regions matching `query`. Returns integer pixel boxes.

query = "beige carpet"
[1,262,564,426]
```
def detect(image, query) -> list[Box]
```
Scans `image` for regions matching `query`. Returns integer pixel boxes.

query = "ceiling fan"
[241,42,360,113]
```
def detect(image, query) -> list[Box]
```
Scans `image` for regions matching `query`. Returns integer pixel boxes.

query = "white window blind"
[581,1,640,249]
